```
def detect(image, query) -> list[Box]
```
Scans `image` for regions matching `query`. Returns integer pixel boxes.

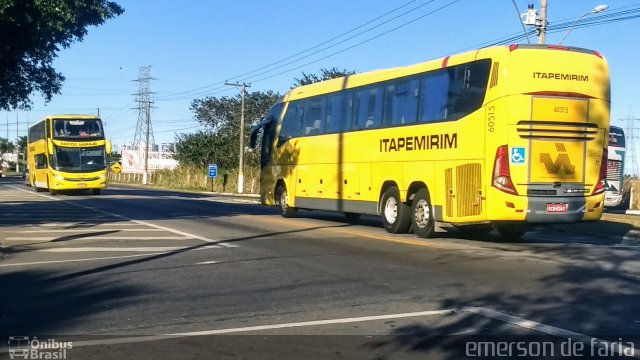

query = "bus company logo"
[379,133,457,152]
[532,72,589,82]
[58,141,98,147]
[8,336,72,359]
[539,143,576,175]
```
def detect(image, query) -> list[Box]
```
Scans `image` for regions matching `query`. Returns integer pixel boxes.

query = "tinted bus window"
[354,85,384,130]
[420,70,449,122]
[303,98,326,135]
[384,79,420,126]
[326,92,351,133]
[280,101,304,141]
[609,129,625,147]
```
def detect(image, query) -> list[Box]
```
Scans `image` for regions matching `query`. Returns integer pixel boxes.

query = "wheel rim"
[414,199,430,228]
[384,197,398,224]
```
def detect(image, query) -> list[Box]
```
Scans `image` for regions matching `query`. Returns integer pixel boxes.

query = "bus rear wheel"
[276,184,297,218]
[411,188,435,238]
[380,186,411,234]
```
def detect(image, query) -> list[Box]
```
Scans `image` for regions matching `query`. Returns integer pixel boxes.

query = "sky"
[2,0,639,152]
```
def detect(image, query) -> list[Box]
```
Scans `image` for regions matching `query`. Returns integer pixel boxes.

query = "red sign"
[546,203,568,213]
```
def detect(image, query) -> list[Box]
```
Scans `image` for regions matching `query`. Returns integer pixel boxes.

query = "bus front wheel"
[276,184,297,218]
[411,188,435,238]
[380,186,411,234]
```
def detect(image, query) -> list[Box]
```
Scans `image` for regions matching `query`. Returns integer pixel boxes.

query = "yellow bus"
[250,44,610,239]
[27,114,111,195]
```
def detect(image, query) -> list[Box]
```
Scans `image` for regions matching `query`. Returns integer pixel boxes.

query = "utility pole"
[15,111,19,173]
[144,100,150,185]
[225,81,251,194]
[538,0,548,44]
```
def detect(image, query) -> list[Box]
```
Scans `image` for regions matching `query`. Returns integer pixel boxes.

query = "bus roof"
[283,44,604,102]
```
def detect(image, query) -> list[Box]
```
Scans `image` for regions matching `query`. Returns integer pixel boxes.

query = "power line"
[154,0,447,101]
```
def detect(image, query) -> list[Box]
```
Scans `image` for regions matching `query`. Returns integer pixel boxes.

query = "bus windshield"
[609,128,625,147]
[53,119,104,139]
[52,146,107,173]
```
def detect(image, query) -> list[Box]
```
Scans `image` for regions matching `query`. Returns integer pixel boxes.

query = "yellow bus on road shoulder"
[27,114,111,195]
[251,44,610,239]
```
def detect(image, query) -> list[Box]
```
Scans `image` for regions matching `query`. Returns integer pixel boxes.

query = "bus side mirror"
[106,139,112,154]
[250,128,259,148]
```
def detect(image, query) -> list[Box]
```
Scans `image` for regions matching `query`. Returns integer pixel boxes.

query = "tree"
[0,138,15,154]
[109,150,121,163]
[292,67,357,88]
[174,91,281,170]
[0,0,124,110]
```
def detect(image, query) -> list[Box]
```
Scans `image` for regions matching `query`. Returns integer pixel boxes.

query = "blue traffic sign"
[208,163,218,178]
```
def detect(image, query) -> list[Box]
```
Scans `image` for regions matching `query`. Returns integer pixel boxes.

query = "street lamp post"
[559,4,609,45]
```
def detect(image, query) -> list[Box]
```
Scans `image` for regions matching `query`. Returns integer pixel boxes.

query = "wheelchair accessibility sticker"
[511,147,526,165]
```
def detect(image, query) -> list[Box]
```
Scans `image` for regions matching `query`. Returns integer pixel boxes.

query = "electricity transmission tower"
[625,114,640,177]
[133,66,155,184]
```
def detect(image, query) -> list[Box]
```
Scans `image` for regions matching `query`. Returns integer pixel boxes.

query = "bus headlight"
[54,174,65,181]
[99,174,106,179]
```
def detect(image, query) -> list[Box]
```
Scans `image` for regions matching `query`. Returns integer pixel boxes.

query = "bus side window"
[447,60,491,120]
[420,70,449,122]
[279,101,304,145]
[303,98,326,135]
[384,79,419,126]
[35,154,47,169]
[354,86,383,130]
[326,92,350,133]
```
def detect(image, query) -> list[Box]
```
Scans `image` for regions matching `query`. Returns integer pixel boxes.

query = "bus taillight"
[592,148,608,195]
[492,145,518,195]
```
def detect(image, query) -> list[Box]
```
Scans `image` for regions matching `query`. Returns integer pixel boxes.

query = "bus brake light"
[592,148,608,195]
[492,145,518,195]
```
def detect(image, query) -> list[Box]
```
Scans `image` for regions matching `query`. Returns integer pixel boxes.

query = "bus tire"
[411,188,435,238]
[276,183,297,218]
[47,178,57,195]
[32,177,43,192]
[380,186,411,234]
[495,224,526,240]
[92,189,101,195]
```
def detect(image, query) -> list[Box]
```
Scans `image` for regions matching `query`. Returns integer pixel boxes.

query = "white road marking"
[4,185,231,246]
[6,236,192,241]
[0,252,170,267]
[7,229,165,233]
[36,245,222,252]
[464,307,638,358]
[33,222,149,227]
[196,261,218,265]
[7,306,631,357]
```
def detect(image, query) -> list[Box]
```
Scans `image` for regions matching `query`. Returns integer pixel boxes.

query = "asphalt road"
[0,176,639,359]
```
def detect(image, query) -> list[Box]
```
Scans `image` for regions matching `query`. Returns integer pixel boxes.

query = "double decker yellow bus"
[27,114,111,195]
[250,44,610,239]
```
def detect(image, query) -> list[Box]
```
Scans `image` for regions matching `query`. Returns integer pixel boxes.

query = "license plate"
[547,203,568,213]
[77,183,87,188]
